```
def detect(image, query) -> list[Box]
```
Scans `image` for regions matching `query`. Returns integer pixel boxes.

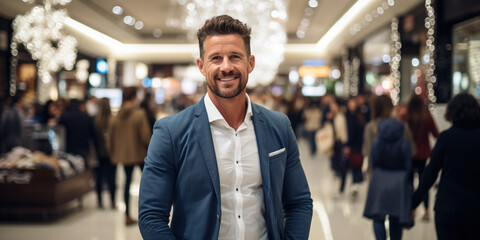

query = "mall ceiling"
[0,0,422,73]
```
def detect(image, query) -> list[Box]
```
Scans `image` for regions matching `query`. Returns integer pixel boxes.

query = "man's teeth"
[219,77,235,81]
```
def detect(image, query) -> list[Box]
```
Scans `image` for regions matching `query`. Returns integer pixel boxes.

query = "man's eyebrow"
[206,50,245,59]
[230,50,245,56]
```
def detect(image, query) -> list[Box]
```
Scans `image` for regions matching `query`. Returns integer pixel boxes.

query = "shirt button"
[238,215,241,219]
[236,188,238,191]
[236,161,239,164]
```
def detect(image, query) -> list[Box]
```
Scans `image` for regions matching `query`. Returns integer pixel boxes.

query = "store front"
[434,0,480,102]
[451,16,480,98]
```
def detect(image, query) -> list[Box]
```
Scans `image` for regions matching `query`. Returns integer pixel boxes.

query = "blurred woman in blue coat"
[363,95,415,240]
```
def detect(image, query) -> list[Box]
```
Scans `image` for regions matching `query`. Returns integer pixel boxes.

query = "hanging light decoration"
[169,0,288,88]
[350,57,360,97]
[425,0,436,110]
[389,18,401,105]
[11,0,77,101]
[9,42,18,97]
[342,52,351,97]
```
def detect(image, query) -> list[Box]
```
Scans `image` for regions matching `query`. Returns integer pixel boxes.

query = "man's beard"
[207,75,247,99]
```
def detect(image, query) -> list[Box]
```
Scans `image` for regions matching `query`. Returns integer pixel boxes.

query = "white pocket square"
[269,148,286,157]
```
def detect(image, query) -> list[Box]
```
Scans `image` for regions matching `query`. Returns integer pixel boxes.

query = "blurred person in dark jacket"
[363,95,416,240]
[57,98,97,166]
[340,96,366,197]
[40,99,61,127]
[363,117,414,240]
[107,86,151,226]
[412,92,480,240]
[0,93,25,153]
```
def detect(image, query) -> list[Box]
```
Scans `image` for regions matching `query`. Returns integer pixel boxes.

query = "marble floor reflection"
[0,137,437,240]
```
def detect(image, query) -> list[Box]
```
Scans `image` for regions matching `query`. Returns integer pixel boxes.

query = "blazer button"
[217,215,220,222]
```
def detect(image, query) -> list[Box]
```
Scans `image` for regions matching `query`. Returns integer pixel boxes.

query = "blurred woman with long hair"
[93,97,117,209]
[402,94,439,221]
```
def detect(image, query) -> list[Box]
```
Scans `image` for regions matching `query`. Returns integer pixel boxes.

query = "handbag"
[315,122,334,156]
[348,150,363,168]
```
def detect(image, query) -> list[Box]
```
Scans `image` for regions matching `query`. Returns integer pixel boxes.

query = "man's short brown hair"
[196,15,252,60]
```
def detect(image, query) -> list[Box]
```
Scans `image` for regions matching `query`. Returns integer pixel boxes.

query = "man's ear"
[248,55,255,74]
[196,58,206,76]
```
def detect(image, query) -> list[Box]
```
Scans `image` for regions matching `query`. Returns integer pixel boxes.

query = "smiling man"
[138,15,312,240]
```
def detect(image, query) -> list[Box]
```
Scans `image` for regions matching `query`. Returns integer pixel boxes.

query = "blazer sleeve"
[138,120,177,240]
[282,115,313,240]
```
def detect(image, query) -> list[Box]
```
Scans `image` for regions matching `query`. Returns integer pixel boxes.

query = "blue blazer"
[139,98,312,240]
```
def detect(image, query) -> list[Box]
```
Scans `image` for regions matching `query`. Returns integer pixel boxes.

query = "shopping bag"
[315,122,334,155]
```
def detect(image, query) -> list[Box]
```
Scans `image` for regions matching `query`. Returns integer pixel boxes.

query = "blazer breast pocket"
[268,148,286,178]
[268,148,286,161]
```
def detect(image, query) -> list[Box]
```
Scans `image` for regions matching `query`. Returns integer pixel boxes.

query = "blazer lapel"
[193,100,221,202]
[251,105,272,201]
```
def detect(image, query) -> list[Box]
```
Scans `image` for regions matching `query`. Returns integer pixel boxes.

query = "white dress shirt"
[204,93,268,240]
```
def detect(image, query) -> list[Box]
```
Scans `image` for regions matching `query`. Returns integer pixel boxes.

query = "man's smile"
[219,77,236,82]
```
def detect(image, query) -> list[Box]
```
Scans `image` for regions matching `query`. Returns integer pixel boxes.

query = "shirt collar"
[204,92,253,125]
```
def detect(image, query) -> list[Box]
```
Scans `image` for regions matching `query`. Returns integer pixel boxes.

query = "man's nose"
[220,58,234,72]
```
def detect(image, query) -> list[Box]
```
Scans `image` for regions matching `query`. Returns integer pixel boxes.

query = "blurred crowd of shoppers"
[1,88,479,238]
[277,90,478,240]
[0,87,156,226]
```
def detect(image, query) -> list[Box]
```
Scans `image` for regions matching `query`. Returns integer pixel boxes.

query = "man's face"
[196,34,255,99]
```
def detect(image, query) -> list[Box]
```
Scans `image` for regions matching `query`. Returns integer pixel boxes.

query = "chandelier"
[169,0,288,88]
[11,0,77,85]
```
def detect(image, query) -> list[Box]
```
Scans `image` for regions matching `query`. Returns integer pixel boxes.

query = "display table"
[0,168,92,218]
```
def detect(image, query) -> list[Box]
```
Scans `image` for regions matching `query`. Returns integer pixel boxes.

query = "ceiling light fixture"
[112,5,123,15]
[123,15,135,25]
[308,0,319,8]
[316,0,377,52]
[135,21,144,30]
[153,28,163,38]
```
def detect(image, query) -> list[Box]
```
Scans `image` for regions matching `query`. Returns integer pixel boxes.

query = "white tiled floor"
[0,137,437,240]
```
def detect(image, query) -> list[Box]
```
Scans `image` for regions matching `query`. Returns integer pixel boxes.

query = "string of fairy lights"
[10,0,77,102]
[9,42,18,97]
[389,18,401,105]
[342,53,351,97]
[350,57,360,97]
[425,0,437,110]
